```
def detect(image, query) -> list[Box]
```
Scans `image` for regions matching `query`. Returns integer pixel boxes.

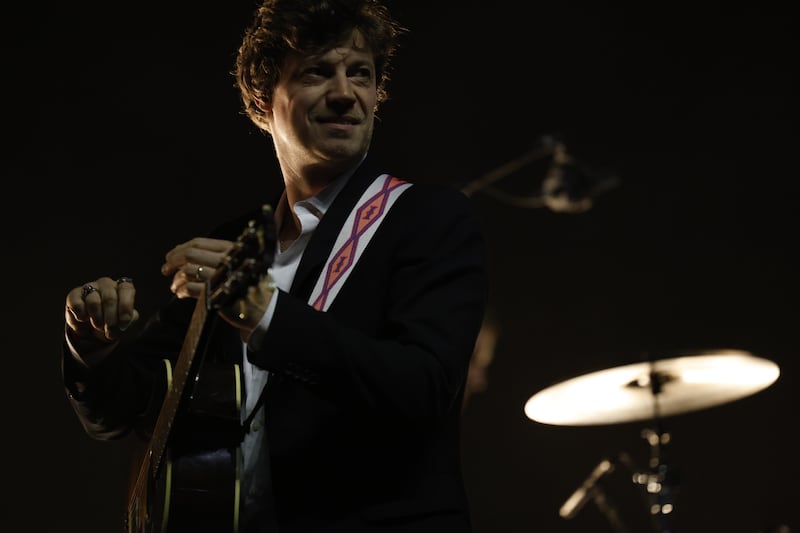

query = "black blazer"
[63,156,490,532]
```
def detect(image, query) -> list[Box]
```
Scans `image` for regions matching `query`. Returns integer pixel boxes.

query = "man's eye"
[350,67,372,81]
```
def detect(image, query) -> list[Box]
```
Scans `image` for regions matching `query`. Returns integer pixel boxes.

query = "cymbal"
[524,349,780,426]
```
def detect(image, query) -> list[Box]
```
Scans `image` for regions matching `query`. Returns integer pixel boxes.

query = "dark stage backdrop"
[6,2,797,532]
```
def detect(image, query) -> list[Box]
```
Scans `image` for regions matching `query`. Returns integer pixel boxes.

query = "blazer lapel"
[289,156,385,302]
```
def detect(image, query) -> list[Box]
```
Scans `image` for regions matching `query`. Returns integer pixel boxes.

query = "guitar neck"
[142,290,209,476]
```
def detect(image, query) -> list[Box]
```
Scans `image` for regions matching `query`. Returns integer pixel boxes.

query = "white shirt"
[238,170,351,524]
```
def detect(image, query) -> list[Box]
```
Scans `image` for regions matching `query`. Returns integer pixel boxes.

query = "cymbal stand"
[630,366,682,533]
[627,424,679,532]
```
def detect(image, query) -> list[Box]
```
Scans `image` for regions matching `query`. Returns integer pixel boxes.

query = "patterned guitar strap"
[308,173,412,311]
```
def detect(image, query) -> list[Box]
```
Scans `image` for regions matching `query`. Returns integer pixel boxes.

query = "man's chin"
[318,139,369,162]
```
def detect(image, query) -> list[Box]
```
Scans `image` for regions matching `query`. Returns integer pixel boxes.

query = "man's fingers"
[162,238,235,275]
[65,277,139,340]
[116,278,136,326]
[105,309,140,338]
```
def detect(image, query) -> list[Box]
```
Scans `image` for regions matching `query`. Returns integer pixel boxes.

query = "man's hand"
[161,237,235,299]
[65,276,139,345]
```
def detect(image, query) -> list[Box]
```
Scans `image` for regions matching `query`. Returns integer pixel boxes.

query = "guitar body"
[127,359,244,533]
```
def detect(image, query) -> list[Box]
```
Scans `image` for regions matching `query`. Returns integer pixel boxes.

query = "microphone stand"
[459,134,620,213]
[559,457,629,533]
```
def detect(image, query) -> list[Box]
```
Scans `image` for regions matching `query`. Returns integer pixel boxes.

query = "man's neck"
[275,193,301,250]
[280,154,366,206]
[275,154,366,246]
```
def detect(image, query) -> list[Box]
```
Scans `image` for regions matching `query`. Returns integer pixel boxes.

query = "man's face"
[267,30,378,175]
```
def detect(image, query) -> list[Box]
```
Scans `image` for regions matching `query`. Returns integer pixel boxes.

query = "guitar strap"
[241,173,412,432]
[308,173,412,312]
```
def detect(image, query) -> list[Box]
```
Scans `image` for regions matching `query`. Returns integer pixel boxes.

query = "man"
[62,1,489,531]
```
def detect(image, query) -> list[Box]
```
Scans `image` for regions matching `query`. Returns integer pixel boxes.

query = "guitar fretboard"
[150,290,209,473]
[128,289,208,514]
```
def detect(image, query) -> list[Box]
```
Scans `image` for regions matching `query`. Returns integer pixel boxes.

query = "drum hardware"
[526,349,780,532]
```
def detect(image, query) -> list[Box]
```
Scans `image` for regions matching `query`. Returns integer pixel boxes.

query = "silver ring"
[195,266,204,282]
[116,276,134,286]
[82,284,98,298]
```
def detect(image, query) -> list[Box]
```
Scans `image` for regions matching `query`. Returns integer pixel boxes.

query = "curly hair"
[235,0,406,132]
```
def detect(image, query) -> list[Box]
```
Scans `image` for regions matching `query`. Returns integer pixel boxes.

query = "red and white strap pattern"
[309,174,412,311]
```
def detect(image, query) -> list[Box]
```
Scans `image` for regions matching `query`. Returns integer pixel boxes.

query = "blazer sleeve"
[61,208,267,441]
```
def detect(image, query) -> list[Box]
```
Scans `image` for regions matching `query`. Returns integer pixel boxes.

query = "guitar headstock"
[206,204,276,311]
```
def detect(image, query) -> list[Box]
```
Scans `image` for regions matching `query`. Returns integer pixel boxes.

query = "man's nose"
[327,71,356,103]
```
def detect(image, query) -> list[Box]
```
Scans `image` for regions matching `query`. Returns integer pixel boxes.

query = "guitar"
[125,204,276,533]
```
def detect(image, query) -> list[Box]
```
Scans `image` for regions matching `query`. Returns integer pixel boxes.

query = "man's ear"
[253,96,270,112]
[252,97,273,133]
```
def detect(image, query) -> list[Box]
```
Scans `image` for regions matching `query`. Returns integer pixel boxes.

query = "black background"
[5,1,797,532]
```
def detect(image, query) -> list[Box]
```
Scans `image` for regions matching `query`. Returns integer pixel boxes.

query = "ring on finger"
[194,266,204,282]
[116,276,134,286]
[82,284,98,298]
